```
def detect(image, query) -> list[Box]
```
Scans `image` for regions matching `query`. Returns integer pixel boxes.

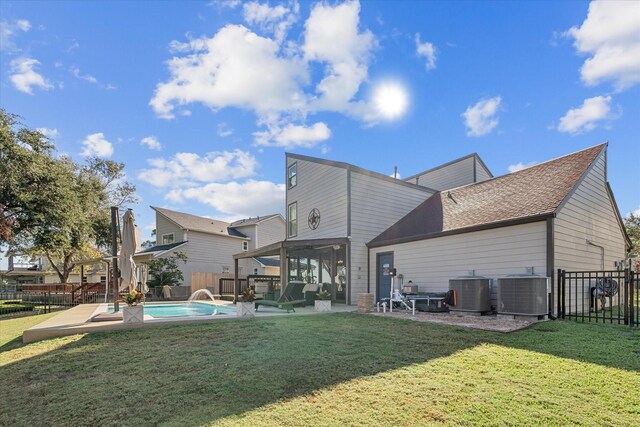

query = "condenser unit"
[448,277,491,313]
[497,277,549,316]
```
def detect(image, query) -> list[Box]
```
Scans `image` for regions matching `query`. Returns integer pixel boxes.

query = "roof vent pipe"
[394,166,398,179]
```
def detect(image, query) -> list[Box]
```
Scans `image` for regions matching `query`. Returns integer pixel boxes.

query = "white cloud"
[137,150,257,188]
[557,95,614,134]
[151,1,391,146]
[217,123,233,137]
[1,19,30,52]
[150,24,308,119]
[243,1,298,43]
[209,0,241,9]
[461,96,502,137]
[70,66,116,89]
[507,161,537,173]
[167,180,285,216]
[81,133,114,158]
[566,1,640,91]
[254,122,331,148]
[9,57,53,94]
[303,0,375,116]
[415,33,436,70]
[37,128,60,139]
[632,206,640,217]
[140,136,162,151]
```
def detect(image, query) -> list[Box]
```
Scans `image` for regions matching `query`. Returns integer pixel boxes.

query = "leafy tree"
[1,109,138,282]
[624,212,640,261]
[146,252,188,287]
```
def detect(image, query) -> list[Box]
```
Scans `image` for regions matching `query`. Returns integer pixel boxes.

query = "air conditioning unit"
[448,277,491,313]
[497,277,549,315]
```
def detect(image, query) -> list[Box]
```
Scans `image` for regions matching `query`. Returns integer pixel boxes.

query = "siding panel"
[405,156,475,190]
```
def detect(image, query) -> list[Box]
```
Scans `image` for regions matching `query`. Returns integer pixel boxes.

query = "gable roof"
[136,241,188,255]
[152,207,248,238]
[403,153,493,183]
[254,257,280,267]
[230,214,283,227]
[369,144,606,247]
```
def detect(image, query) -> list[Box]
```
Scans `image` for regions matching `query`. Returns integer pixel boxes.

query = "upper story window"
[242,241,248,251]
[162,233,175,245]
[288,202,297,238]
[288,163,297,189]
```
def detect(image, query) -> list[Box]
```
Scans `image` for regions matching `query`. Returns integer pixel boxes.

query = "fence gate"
[558,269,637,327]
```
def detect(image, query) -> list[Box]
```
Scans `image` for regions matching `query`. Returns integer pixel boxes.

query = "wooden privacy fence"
[191,272,237,294]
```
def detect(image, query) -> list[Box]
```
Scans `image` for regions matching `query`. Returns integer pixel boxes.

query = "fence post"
[561,269,566,319]
[557,269,562,319]
[630,270,635,327]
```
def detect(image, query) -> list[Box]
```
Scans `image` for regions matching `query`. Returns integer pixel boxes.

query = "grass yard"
[0,313,638,426]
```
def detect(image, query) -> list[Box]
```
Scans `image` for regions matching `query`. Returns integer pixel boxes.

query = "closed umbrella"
[139,263,149,294]
[119,209,137,292]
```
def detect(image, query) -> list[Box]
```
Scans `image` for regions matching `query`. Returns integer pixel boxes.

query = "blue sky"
[1,0,639,244]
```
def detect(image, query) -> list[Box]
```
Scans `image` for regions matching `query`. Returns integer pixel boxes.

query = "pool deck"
[22,302,356,344]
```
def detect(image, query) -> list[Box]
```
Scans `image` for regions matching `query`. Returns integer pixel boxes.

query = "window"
[288,202,297,237]
[288,162,297,189]
[222,266,230,274]
[254,268,259,275]
[161,233,175,245]
[242,241,248,251]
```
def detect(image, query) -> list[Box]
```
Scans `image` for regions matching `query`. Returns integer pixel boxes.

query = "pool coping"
[22,302,356,344]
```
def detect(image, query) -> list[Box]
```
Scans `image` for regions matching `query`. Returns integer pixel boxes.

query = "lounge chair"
[255,281,307,313]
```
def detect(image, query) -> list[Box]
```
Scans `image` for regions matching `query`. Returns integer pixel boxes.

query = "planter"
[314,300,332,312]
[357,293,374,313]
[236,301,256,317]
[123,305,144,323]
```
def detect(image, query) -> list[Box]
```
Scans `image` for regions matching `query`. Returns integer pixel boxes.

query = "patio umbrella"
[119,209,137,292]
[139,263,149,294]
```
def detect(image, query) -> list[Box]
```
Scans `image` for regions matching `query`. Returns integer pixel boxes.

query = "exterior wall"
[475,160,492,182]
[369,222,548,302]
[350,171,432,303]
[256,216,285,247]
[405,156,476,191]
[234,224,258,250]
[155,213,185,243]
[286,157,348,240]
[554,151,627,313]
[165,230,250,287]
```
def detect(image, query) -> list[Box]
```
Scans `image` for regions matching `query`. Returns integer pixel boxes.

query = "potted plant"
[123,290,144,323]
[315,290,332,312]
[237,286,256,317]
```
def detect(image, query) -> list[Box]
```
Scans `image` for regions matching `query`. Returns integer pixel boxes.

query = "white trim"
[161,233,175,245]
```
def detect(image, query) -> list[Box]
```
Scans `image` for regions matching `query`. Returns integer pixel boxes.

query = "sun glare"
[373,82,409,121]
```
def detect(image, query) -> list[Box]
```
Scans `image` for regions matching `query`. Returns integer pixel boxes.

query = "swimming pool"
[109,302,236,318]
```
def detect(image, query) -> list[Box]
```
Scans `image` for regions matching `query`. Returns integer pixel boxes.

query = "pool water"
[109,302,236,318]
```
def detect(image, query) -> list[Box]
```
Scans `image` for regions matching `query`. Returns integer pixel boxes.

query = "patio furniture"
[255,281,307,313]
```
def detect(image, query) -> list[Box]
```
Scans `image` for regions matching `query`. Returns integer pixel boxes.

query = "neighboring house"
[236,143,631,313]
[139,207,284,287]
[0,254,107,285]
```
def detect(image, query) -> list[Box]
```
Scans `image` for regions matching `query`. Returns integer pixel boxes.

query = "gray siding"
[234,224,258,250]
[286,157,348,240]
[554,151,627,313]
[350,171,432,303]
[256,216,285,247]
[369,221,547,302]
[155,213,185,243]
[475,159,492,182]
[163,230,250,287]
[405,156,476,190]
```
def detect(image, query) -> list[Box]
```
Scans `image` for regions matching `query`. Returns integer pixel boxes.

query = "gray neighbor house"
[235,143,631,315]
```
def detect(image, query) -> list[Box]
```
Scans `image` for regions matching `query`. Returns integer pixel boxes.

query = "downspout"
[586,240,605,270]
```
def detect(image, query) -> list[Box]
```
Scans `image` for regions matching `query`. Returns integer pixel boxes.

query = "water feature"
[188,289,217,304]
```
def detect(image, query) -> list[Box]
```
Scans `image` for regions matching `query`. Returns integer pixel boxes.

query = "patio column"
[279,245,287,289]
[233,258,239,303]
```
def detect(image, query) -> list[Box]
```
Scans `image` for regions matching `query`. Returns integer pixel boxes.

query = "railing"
[558,269,637,327]
[219,278,248,296]
[218,275,281,298]
[0,291,75,318]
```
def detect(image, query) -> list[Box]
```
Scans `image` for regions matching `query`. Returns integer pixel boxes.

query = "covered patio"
[233,237,350,304]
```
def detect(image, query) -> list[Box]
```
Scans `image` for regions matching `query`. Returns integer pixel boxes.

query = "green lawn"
[0,311,59,350]
[0,314,638,426]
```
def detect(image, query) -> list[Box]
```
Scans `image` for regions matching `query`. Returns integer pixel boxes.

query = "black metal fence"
[558,269,637,327]
[0,291,76,318]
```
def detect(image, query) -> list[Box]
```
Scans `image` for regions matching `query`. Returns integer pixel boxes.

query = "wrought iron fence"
[558,269,637,327]
[0,291,75,318]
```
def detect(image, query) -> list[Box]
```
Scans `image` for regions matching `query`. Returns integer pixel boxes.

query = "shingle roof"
[369,144,606,247]
[230,214,282,227]
[152,207,248,238]
[136,241,187,254]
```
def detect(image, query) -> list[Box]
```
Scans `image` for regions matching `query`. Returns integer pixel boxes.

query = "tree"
[1,109,138,282]
[624,212,640,261]
[146,252,188,287]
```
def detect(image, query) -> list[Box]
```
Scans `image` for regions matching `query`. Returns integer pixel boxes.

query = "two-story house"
[235,144,630,314]
[137,207,284,288]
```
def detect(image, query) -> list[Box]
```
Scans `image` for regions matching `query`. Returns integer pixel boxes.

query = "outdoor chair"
[255,281,307,313]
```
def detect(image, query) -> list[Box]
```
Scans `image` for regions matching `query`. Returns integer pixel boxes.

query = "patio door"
[376,252,394,301]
